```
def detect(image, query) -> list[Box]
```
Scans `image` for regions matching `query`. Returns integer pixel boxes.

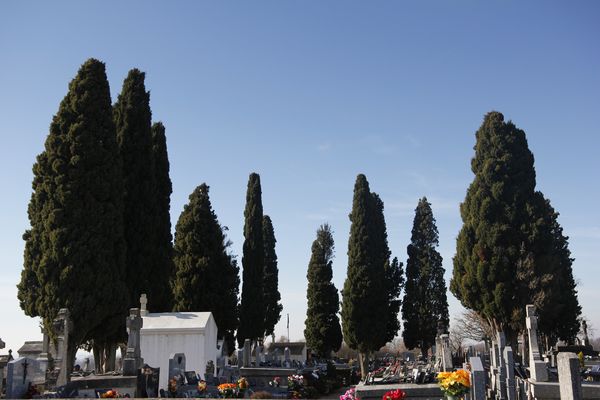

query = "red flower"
[382,389,406,400]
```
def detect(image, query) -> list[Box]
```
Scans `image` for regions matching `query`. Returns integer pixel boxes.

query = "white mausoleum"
[140,311,218,391]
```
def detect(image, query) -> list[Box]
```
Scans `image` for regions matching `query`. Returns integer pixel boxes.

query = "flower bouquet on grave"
[197,380,208,396]
[382,388,406,400]
[168,377,179,397]
[437,369,470,400]
[269,376,282,387]
[218,382,239,398]
[238,377,248,397]
[100,389,121,398]
[339,387,356,400]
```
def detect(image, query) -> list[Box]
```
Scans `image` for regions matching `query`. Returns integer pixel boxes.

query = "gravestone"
[37,327,51,374]
[243,339,251,367]
[168,353,186,382]
[558,352,582,400]
[440,334,452,371]
[525,305,548,382]
[503,346,516,400]
[237,349,244,368]
[254,343,263,365]
[205,359,215,382]
[469,356,486,400]
[6,357,44,399]
[53,308,72,386]
[284,347,291,368]
[137,364,160,398]
[496,332,507,400]
[123,308,144,376]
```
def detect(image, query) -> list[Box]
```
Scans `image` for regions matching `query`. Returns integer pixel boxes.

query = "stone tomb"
[6,357,45,399]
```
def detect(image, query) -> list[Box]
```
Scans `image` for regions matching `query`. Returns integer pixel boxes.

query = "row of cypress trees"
[17,59,284,369]
[17,59,175,372]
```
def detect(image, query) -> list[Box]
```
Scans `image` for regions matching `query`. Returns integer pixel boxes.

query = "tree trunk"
[93,343,104,374]
[104,343,117,372]
[358,351,370,381]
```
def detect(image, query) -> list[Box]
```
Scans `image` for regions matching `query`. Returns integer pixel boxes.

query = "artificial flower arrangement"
[437,369,471,399]
[339,387,356,400]
[382,388,406,400]
[238,377,249,391]
[269,376,282,387]
[100,389,121,398]
[218,382,239,398]
[197,380,207,394]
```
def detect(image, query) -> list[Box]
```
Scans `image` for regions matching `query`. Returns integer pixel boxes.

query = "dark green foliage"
[451,111,580,344]
[262,215,283,339]
[172,184,240,353]
[115,69,170,311]
[304,224,343,358]
[525,193,581,343]
[151,121,175,311]
[238,173,265,346]
[402,197,449,356]
[17,58,128,362]
[341,175,388,355]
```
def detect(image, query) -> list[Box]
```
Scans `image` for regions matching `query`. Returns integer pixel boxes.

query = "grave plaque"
[168,353,186,382]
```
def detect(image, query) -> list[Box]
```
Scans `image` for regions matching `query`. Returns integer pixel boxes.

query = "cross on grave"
[22,358,29,384]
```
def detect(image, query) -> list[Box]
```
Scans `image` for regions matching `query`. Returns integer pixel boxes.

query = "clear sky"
[1,1,599,353]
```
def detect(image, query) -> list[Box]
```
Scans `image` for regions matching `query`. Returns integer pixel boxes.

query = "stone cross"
[123,308,144,376]
[526,305,548,382]
[243,339,251,367]
[558,352,583,400]
[53,308,72,386]
[140,293,148,316]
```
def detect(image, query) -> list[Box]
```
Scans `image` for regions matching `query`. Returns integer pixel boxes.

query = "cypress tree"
[152,121,175,310]
[238,173,265,346]
[450,111,579,347]
[402,197,449,357]
[341,174,388,377]
[371,193,404,343]
[304,224,343,358]
[114,69,171,311]
[172,184,240,353]
[262,215,283,339]
[17,58,128,373]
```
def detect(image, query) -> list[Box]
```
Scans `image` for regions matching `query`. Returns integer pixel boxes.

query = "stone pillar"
[440,334,452,371]
[243,339,251,367]
[123,308,144,376]
[557,352,582,400]
[140,294,148,316]
[503,346,516,400]
[53,308,72,386]
[525,305,548,382]
[469,356,486,400]
[237,349,244,368]
[284,347,291,366]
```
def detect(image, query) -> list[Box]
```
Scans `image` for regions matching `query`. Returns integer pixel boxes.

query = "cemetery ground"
[3,301,600,399]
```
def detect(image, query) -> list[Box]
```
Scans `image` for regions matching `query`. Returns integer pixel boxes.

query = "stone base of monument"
[64,374,138,397]
[355,382,443,400]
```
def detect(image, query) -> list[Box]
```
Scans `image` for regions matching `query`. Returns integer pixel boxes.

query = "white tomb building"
[139,295,219,391]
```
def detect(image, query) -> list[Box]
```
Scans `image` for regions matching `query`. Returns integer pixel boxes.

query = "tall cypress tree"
[114,69,170,311]
[172,184,240,353]
[152,121,175,310]
[402,197,449,357]
[238,173,265,346]
[304,224,343,358]
[371,193,404,343]
[262,215,283,339]
[450,111,580,347]
[17,59,128,373]
[341,174,388,377]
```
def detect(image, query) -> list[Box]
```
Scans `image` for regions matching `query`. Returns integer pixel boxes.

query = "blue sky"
[1,1,599,353]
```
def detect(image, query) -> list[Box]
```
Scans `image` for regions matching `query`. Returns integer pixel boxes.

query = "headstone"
[496,332,507,400]
[284,347,291,367]
[469,356,486,400]
[6,357,44,399]
[168,353,186,382]
[237,349,244,368]
[254,343,263,365]
[557,352,582,400]
[137,364,160,398]
[83,357,90,373]
[503,346,516,400]
[243,339,251,367]
[525,305,548,382]
[37,327,50,373]
[140,293,148,316]
[53,308,72,386]
[440,334,452,371]
[123,308,144,376]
